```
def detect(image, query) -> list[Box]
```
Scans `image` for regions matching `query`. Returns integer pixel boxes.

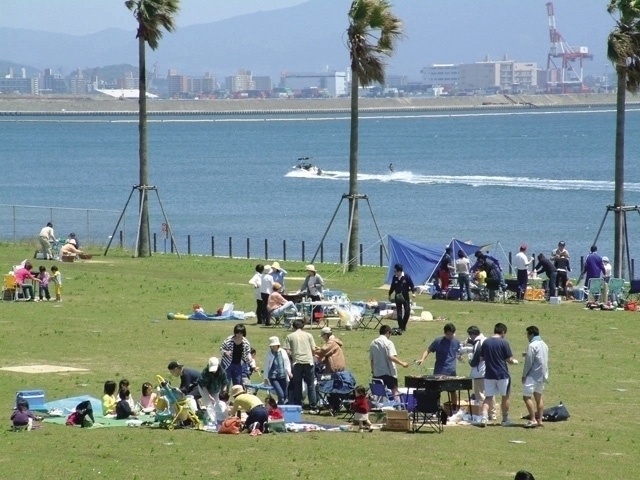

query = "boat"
[293,157,323,176]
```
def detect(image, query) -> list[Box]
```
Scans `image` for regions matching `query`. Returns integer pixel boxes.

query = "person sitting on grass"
[102,380,117,416]
[59,239,83,261]
[140,382,157,412]
[265,397,283,420]
[116,389,139,420]
[11,399,42,431]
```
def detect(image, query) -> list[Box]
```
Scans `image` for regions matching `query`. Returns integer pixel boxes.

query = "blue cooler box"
[16,389,46,411]
[281,405,302,423]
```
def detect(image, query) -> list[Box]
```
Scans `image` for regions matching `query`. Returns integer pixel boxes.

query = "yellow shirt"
[230,393,263,415]
[102,394,116,415]
[475,270,487,286]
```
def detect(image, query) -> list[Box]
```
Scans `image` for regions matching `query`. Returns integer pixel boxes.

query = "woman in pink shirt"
[14,262,40,301]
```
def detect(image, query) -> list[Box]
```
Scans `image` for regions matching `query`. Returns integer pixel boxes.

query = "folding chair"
[607,278,624,303]
[502,279,520,303]
[358,306,383,330]
[2,274,19,302]
[587,278,604,301]
[624,279,640,303]
[369,380,403,410]
[411,389,444,433]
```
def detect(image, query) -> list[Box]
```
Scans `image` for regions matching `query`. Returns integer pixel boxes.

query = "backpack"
[218,416,242,434]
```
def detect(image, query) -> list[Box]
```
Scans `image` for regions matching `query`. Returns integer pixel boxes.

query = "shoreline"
[0,93,634,116]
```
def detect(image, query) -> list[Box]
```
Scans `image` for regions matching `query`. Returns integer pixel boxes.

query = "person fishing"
[388,163,394,172]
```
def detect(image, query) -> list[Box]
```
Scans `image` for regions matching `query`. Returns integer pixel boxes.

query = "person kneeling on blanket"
[229,385,268,434]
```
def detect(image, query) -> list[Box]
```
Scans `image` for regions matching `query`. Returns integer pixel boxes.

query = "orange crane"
[546,1,593,93]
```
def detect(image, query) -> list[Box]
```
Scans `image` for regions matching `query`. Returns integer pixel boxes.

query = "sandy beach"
[0,93,632,115]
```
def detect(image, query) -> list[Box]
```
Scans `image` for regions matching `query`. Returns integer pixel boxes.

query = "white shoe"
[501,418,515,427]
[479,417,488,428]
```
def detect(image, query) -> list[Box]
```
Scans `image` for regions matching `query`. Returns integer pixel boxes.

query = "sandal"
[524,420,538,428]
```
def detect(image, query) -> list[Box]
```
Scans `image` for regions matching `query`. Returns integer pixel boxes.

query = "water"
[2,106,640,268]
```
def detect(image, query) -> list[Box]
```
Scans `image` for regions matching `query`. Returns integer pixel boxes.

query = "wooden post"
[187,235,191,255]
[380,244,383,267]
[153,233,156,253]
[340,243,343,264]
[283,240,287,261]
[211,236,215,257]
[508,252,513,275]
[229,236,232,258]
[320,243,324,263]
[360,243,363,266]
[264,239,268,260]
[246,238,250,259]
[302,241,305,262]
[119,230,123,249]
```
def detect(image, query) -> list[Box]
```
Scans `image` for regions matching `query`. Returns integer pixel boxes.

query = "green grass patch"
[0,242,638,479]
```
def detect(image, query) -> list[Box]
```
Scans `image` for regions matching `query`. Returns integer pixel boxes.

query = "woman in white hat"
[300,264,324,322]
[270,261,288,293]
[263,336,292,404]
[229,385,268,434]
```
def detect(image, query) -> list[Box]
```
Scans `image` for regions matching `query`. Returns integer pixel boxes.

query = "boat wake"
[285,169,640,192]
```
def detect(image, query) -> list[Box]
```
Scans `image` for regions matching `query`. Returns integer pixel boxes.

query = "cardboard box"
[385,409,410,421]
[525,288,545,301]
[382,418,412,431]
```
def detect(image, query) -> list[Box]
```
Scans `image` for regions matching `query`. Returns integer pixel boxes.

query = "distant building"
[167,69,189,97]
[0,76,39,94]
[280,71,346,97]
[190,73,217,95]
[253,76,273,92]
[117,71,137,90]
[69,69,91,94]
[226,69,255,93]
[422,64,460,86]
[42,68,67,94]
[459,59,537,92]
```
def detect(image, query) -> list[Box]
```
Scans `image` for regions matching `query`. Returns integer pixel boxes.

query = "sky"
[0,0,308,35]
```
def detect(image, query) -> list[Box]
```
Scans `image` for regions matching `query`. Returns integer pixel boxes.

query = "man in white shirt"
[369,324,409,401]
[522,325,549,428]
[38,222,56,260]
[514,244,534,301]
[259,265,274,326]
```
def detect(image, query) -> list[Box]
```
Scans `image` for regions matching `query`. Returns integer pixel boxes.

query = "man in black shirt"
[168,361,201,399]
[534,253,557,299]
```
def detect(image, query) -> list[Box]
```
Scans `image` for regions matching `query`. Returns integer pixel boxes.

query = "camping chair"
[501,279,520,303]
[623,279,640,303]
[411,389,444,433]
[2,274,19,302]
[315,370,356,417]
[358,305,383,330]
[587,278,605,302]
[607,278,624,303]
[369,379,403,410]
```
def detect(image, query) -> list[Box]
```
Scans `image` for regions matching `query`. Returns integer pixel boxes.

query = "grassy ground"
[1,242,638,480]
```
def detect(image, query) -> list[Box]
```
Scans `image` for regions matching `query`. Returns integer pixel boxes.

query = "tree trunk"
[347,71,359,272]
[613,69,626,278]
[137,34,151,257]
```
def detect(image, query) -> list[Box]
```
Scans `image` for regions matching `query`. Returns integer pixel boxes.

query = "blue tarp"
[44,395,102,415]
[384,236,483,286]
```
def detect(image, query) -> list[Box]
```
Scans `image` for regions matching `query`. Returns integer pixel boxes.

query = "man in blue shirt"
[418,323,462,409]
[479,322,519,427]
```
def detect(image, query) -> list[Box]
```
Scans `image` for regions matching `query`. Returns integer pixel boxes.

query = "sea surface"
[2,106,640,271]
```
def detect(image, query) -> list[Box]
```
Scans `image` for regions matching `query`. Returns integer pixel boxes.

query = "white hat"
[230,384,245,398]
[263,265,272,273]
[602,256,609,262]
[67,238,76,246]
[271,261,281,270]
[268,336,281,347]
[320,326,332,336]
[207,356,219,373]
[305,264,316,273]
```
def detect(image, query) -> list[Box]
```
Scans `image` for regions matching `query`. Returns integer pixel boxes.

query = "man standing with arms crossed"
[522,325,549,428]
[369,325,410,401]
[479,322,519,427]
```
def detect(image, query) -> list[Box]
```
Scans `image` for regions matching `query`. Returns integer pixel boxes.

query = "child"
[37,266,50,301]
[352,385,372,432]
[102,380,117,416]
[11,399,40,431]
[116,389,138,420]
[118,379,136,411]
[50,265,62,302]
[265,397,283,420]
[140,382,157,412]
[242,348,259,384]
[212,391,230,428]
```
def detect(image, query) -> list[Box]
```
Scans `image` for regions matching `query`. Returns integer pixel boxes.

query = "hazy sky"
[0,0,307,35]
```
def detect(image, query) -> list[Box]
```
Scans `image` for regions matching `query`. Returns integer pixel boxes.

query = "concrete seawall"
[0,93,634,116]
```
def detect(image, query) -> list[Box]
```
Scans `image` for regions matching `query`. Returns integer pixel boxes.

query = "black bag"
[542,402,570,422]
[390,327,403,336]
[395,293,405,303]
[75,400,95,428]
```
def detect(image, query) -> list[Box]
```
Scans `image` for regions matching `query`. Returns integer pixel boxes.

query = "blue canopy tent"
[385,236,484,286]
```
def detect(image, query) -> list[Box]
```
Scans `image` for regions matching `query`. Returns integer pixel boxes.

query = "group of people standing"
[249,262,324,326]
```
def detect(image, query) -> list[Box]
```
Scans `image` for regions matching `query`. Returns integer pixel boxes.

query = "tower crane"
[546,2,593,93]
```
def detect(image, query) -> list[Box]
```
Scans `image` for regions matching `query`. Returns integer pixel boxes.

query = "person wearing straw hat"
[229,384,268,434]
[300,264,324,323]
[197,357,229,425]
[263,336,292,404]
[270,261,288,293]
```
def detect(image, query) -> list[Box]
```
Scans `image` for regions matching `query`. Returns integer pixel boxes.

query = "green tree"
[607,0,640,277]
[346,0,402,271]
[125,0,180,257]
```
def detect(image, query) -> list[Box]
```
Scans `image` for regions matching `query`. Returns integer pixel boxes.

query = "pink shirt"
[14,268,37,285]
[140,393,157,409]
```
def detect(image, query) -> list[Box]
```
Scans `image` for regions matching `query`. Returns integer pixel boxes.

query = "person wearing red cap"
[514,244,534,301]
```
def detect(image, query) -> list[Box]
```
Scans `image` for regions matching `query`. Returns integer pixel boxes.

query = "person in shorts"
[479,322,519,427]
[522,325,549,428]
[369,324,409,401]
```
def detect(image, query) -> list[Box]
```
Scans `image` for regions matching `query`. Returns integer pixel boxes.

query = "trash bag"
[542,402,570,422]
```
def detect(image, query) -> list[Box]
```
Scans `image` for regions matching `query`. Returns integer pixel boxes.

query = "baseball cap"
[320,326,332,336]
[207,357,219,373]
